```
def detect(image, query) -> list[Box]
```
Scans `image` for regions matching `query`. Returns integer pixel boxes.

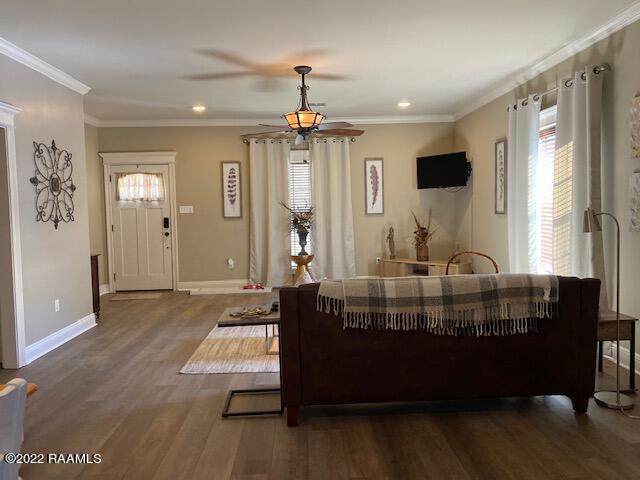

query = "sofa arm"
[279,287,302,415]
[573,278,600,412]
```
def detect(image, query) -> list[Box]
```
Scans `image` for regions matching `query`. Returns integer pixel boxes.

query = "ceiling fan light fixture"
[284,110,325,130]
[192,105,206,113]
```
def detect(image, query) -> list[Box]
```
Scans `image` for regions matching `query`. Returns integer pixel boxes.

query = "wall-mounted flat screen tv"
[416,152,471,189]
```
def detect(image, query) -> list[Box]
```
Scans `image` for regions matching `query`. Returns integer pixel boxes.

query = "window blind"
[537,125,556,273]
[288,149,312,255]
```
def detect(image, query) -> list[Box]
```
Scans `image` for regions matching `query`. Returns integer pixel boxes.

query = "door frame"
[0,101,26,368]
[100,151,179,292]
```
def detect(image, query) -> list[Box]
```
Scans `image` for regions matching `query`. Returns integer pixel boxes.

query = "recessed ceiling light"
[397,102,411,108]
[192,105,206,113]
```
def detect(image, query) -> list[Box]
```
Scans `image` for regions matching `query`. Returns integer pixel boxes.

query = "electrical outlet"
[54,299,60,312]
[227,258,235,269]
[376,257,381,264]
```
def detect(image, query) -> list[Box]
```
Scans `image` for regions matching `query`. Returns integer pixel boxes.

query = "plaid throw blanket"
[317,274,559,336]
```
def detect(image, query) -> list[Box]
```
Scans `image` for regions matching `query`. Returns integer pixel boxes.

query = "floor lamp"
[583,208,634,410]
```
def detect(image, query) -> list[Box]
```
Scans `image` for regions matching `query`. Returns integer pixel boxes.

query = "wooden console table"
[597,311,637,391]
[378,257,472,277]
[91,254,100,319]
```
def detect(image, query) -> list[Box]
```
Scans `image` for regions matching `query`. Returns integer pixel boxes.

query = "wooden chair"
[0,379,27,480]
[445,251,500,275]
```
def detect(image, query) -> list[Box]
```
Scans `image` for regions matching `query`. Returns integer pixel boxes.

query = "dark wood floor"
[1,291,639,480]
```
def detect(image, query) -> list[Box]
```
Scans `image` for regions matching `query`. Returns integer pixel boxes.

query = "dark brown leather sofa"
[279,277,600,426]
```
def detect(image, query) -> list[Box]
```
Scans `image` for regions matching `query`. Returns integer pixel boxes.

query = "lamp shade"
[583,208,602,233]
[284,110,325,130]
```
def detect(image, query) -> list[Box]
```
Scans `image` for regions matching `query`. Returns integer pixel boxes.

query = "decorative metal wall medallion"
[29,140,76,229]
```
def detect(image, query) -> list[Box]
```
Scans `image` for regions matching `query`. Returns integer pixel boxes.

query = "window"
[288,149,312,256]
[117,173,165,202]
[535,110,556,273]
[531,106,570,275]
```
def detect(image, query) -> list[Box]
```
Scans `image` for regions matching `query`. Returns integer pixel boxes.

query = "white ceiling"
[1,0,638,122]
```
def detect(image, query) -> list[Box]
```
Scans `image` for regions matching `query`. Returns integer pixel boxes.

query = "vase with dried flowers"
[411,209,436,261]
[281,202,314,255]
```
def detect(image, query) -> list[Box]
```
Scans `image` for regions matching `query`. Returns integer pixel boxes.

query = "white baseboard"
[177,279,249,291]
[176,279,275,296]
[602,342,640,376]
[189,286,273,296]
[25,313,97,364]
[99,284,111,296]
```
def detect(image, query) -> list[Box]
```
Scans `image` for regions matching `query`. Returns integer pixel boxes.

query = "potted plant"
[281,202,314,256]
[411,209,436,261]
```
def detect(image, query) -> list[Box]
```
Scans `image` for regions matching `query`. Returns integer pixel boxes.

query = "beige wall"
[349,123,459,275]
[454,20,640,345]
[84,123,108,284]
[0,53,92,346]
[96,122,460,281]
[98,126,253,282]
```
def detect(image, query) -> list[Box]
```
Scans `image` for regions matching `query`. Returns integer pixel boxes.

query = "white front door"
[109,165,173,290]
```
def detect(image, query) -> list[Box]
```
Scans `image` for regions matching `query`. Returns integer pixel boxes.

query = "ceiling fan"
[186,49,347,91]
[246,65,364,144]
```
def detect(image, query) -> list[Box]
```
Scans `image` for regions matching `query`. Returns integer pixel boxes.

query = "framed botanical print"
[221,161,242,218]
[365,158,384,215]
[495,139,507,214]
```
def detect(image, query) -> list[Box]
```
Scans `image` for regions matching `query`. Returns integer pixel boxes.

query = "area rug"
[111,292,164,301]
[180,325,279,374]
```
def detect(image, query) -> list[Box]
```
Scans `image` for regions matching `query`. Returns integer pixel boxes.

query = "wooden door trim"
[0,101,26,368]
[100,152,178,292]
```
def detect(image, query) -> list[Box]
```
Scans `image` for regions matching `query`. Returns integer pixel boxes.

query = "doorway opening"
[101,152,178,292]
[0,101,27,368]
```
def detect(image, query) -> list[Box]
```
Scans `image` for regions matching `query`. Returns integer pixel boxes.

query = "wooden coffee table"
[217,306,280,355]
[218,306,283,418]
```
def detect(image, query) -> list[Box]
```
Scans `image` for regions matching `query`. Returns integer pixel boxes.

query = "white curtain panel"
[310,138,356,279]
[249,139,292,286]
[507,94,541,273]
[556,67,608,306]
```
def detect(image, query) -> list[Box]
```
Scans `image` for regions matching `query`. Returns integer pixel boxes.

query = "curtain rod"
[241,137,357,144]
[509,63,610,110]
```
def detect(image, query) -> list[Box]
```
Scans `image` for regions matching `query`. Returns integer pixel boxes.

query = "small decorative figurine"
[387,226,396,259]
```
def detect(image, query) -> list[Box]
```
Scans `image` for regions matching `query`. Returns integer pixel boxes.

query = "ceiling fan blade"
[311,73,348,81]
[317,122,353,130]
[241,129,291,137]
[184,71,253,81]
[316,129,365,137]
[194,49,258,68]
[258,124,291,129]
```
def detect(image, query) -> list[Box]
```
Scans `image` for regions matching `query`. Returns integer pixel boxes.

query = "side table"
[597,310,637,391]
[218,306,284,418]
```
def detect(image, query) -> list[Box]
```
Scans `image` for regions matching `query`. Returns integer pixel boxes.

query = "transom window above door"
[117,173,165,202]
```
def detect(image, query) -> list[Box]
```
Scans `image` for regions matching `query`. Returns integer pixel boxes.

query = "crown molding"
[86,113,455,128]
[84,114,100,127]
[0,101,21,126]
[0,36,91,95]
[99,151,177,165]
[336,114,455,124]
[453,1,640,121]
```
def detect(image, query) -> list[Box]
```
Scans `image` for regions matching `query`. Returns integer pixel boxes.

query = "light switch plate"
[179,206,194,214]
